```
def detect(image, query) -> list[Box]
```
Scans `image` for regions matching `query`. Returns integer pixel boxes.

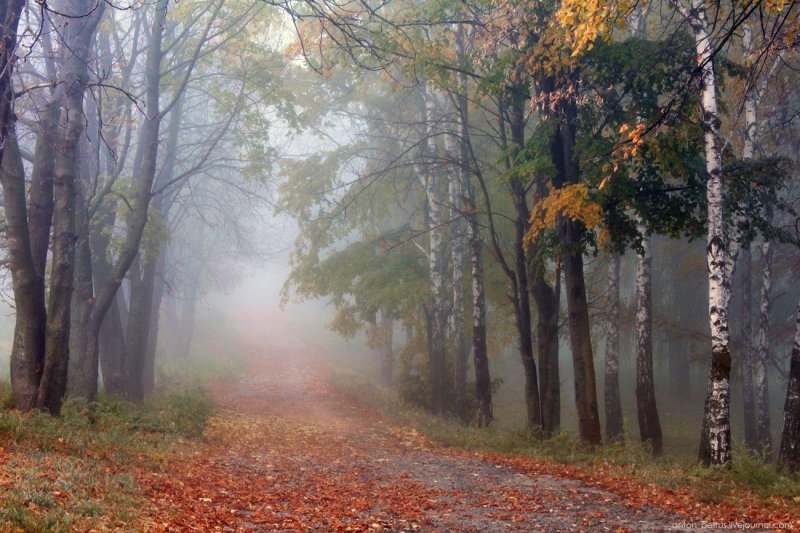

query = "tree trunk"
[450,159,468,420]
[90,197,128,397]
[143,251,167,395]
[99,296,129,395]
[604,253,624,442]
[378,309,394,383]
[779,302,800,471]
[10,84,60,410]
[552,106,602,445]
[66,181,94,401]
[419,85,448,414]
[739,248,758,452]
[532,261,560,436]
[509,94,542,431]
[142,89,186,392]
[689,0,733,467]
[0,0,25,166]
[27,90,60,280]
[126,252,158,402]
[3,131,48,411]
[755,237,772,456]
[562,220,602,445]
[738,20,759,454]
[635,234,663,454]
[37,0,105,414]
[2,1,44,412]
[67,55,102,402]
[177,286,198,359]
[454,47,492,424]
[526,102,561,435]
[466,195,492,426]
[79,0,177,404]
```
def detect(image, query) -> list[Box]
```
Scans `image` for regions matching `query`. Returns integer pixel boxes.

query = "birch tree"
[553,0,797,466]
[635,232,663,454]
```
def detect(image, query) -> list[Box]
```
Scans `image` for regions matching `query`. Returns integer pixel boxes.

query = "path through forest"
[137,344,690,532]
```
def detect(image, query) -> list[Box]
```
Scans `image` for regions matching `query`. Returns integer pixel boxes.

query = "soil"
[139,350,686,532]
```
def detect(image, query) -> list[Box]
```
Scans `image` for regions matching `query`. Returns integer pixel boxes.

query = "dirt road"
[139,353,689,532]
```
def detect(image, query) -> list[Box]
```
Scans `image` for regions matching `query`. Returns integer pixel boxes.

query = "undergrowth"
[329,369,800,507]
[0,383,214,531]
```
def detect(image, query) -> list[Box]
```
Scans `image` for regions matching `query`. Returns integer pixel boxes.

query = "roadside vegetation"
[330,369,800,516]
[0,377,215,530]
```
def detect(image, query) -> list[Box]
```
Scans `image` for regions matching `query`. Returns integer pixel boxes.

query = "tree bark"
[562,220,602,445]
[466,197,492,427]
[635,234,663,454]
[67,185,94,400]
[0,0,24,165]
[3,131,48,411]
[2,1,44,411]
[689,0,734,467]
[78,0,175,404]
[739,248,757,452]
[450,157,468,420]
[418,85,449,414]
[37,0,105,414]
[552,107,602,445]
[779,302,800,471]
[604,254,624,442]
[509,93,542,431]
[755,237,772,455]
[27,90,60,280]
[99,296,129,395]
[126,252,158,402]
[67,50,101,402]
[378,309,394,383]
[143,251,167,395]
[452,37,492,424]
[739,21,759,454]
[532,261,560,435]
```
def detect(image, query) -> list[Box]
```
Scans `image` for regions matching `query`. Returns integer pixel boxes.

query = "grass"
[329,368,800,509]
[156,353,245,390]
[0,383,215,531]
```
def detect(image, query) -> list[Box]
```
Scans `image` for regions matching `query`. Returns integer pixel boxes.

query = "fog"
[0,0,799,485]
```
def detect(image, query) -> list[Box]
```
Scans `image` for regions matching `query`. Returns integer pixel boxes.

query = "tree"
[604,254,623,442]
[4,0,104,414]
[553,0,798,466]
[780,304,800,470]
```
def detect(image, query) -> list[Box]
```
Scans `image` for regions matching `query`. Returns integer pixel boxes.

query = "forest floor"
[134,348,798,532]
[1,319,798,531]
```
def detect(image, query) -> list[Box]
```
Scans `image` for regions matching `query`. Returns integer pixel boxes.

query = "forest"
[0,0,799,530]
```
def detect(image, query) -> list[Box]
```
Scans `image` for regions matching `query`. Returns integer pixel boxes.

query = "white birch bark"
[635,230,663,454]
[454,22,492,425]
[447,130,468,419]
[417,83,448,413]
[686,0,733,466]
